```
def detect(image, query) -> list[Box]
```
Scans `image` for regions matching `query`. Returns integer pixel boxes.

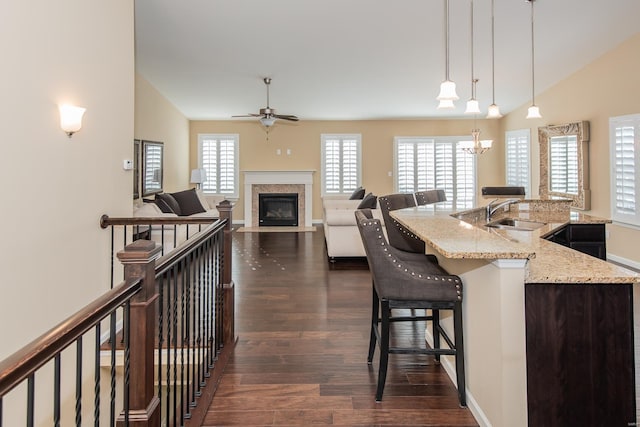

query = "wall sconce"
[58,104,86,137]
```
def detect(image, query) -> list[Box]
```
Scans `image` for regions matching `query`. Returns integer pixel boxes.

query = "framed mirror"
[142,140,164,197]
[539,121,590,210]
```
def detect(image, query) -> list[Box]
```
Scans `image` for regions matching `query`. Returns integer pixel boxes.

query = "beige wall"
[190,118,503,221]
[0,0,134,359]
[135,74,190,196]
[502,32,640,264]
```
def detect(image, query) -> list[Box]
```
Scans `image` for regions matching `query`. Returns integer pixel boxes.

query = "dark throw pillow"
[171,188,207,216]
[349,186,366,200]
[357,192,377,209]
[155,193,182,215]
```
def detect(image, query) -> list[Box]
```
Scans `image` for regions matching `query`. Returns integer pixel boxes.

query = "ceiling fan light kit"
[233,77,299,129]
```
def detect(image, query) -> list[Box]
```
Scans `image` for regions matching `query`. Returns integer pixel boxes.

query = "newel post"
[216,200,235,344]
[117,240,162,427]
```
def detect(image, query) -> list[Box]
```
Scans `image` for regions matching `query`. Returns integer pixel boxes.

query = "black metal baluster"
[27,374,34,427]
[197,245,205,392]
[110,312,116,427]
[0,395,3,427]
[94,324,100,427]
[75,337,82,427]
[157,273,164,405]
[165,271,172,426]
[172,266,179,427]
[110,226,115,289]
[54,354,61,427]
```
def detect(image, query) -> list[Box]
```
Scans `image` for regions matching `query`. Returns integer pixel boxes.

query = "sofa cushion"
[155,193,182,215]
[348,186,366,200]
[134,202,163,216]
[358,192,377,209]
[171,188,206,216]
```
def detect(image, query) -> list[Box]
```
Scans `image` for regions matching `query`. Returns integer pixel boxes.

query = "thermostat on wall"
[123,159,133,170]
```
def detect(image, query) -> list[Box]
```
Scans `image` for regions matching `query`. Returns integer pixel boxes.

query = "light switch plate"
[123,159,133,170]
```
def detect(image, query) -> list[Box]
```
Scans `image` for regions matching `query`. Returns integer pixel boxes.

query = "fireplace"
[259,193,298,226]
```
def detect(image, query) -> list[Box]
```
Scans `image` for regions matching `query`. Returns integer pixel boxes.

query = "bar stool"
[355,209,466,405]
[414,189,447,206]
[378,193,425,254]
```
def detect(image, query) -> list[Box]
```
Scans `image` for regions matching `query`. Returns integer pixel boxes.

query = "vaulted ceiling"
[135,0,640,121]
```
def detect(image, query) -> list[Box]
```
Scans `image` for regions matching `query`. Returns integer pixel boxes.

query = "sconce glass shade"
[436,80,459,101]
[526,105,542,119]
[260,116,276,127]
[437,99,456,110]
[465,99,481,114]
[486,103,503,119]
[190,168,207,184]
[459,129,492,154]
[58,104,86,137]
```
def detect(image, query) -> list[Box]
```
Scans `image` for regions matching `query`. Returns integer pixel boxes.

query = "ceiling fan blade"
[232,113,262,118]
[273,114,299,121]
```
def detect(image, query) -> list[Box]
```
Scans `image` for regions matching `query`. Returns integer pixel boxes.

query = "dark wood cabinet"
[545,223,606,260]
[525,283,636,427]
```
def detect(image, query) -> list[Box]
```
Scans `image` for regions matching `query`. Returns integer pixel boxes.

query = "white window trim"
[197,133,240,199]
[609,114,640,228]
[393,136,477,211]
[505,129,531,197]
[320,133,362,196]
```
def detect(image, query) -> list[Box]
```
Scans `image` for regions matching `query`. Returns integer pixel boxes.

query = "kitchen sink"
[486,218,546,231]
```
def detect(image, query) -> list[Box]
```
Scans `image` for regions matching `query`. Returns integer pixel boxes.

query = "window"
[394,137,476,210]
[610,114,640,227]
[321,134,361,195]
[505,129,531,196]
[198,134,239,198]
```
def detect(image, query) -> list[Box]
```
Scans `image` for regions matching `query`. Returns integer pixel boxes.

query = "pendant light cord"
[445,0,450,81]
[470,0,474,97]
[530,0,536,105]
[490,0,496,104]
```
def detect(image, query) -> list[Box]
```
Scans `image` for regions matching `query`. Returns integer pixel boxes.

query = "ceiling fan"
[233,77,299,127]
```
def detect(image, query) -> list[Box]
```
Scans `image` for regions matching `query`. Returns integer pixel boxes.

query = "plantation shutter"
[322,134,361,194]
[549,135,579,194]
[394,137,475,210]
[505,129,530,195]
[198,134,239,197]
[610,115,640,226]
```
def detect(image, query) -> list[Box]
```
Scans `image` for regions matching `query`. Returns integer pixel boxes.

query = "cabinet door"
[569,242,605,260]
[566,224,605,242]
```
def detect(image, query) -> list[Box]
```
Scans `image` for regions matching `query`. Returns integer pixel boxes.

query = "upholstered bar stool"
[378,193,425,254]
[414,189,447,206]
[355,210,466,405]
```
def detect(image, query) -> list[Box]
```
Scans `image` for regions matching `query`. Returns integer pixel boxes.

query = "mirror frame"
[142,140,164,197]
[539,121,590,210]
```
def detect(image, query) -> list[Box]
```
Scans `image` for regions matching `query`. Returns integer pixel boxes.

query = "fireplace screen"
[258,193,298,226]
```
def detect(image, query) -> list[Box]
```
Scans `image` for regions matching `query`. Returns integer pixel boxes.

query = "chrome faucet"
[486,198,520,221]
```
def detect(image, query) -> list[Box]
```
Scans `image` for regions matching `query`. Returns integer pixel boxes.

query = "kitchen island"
[391,201,638,427]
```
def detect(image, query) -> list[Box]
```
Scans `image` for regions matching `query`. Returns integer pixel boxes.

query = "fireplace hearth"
[259,193,298,226]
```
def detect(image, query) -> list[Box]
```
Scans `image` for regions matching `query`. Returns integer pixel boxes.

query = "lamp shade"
[437,99,456,110]
[58,104,86,136]
[190,168,207,184]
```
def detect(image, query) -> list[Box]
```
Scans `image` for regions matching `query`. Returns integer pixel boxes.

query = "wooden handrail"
[0,279,141,397]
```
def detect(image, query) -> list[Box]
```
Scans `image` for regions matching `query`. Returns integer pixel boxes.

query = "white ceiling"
[135,0,640,121]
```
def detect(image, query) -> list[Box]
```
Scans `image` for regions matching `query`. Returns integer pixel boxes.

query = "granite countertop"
[391,204,639,284]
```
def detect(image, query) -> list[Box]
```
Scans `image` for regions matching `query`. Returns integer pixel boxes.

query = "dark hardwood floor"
[202,228,478,426]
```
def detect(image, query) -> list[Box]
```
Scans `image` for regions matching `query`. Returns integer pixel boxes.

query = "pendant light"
[526,0,542,119]
[465,0,481,114]
[460,128,493,155]
[486,0,502,118]
[437,0,458,108]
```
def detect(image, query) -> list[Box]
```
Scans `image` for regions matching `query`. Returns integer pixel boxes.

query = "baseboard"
[425,329,493,427]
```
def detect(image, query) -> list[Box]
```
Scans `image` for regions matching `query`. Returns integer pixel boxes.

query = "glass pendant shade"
[58,104,86,136]
[260,116,276,127]
[526,105,542,119]
[437,99,456,109]
[486,103,503,119]
[437,80,459,101]
[465,99,480,114]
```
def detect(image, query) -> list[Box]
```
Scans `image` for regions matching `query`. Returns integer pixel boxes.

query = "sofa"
[133,188,225,253]
[322,197,385,259]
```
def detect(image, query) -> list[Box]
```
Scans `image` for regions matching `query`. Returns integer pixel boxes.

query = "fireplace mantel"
[243,170,315,227]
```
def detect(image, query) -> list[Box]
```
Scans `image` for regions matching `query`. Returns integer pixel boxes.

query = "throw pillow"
[171,188,206,216]
[155,193,182,215]
[348,186,366,200]
[358,192,377,209]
